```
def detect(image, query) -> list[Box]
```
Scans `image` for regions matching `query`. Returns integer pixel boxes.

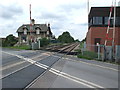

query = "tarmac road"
[1,48,119,89]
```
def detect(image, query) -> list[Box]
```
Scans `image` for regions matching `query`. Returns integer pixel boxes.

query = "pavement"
[1,48,119,89]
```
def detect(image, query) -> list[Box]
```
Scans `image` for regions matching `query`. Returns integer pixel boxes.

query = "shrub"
[39,38,50,47]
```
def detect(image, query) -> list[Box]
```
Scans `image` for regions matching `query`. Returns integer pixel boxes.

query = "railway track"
[44,42,80,55]
[2,43,80,89]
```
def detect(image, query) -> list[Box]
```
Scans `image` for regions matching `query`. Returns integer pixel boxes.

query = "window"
[93,17,103,25]
[89,18,93,26]
[104,17,113,25]
[104,17,109,25]
[116,17,120,25]
[47,31,49,35]
[21,35,27,42]
[24,29,27,35]
[36,29,40,34]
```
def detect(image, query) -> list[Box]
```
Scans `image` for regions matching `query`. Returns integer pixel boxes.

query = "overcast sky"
[0,0,119,41]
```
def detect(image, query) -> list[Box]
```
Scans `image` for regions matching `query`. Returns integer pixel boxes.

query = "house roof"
[89,6,120,18]
[17,24,49,32]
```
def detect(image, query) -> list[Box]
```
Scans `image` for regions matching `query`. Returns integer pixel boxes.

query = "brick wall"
[86,27,120,52]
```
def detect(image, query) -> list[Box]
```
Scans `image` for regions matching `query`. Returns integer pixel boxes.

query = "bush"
[39,38,50,47]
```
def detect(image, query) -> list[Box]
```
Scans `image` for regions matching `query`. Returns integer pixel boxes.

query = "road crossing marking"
[2,51,105,88]
[1,51,52,79]
[1,52,50,71]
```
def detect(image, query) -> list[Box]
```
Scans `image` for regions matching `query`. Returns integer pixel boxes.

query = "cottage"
[17,19,53,44]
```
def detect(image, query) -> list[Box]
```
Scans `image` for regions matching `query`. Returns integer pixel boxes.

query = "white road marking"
[2,51,104,88]
[49,68,104,88]
[1,52,52,79]
[1,52,50,71]
[49,70,95,88]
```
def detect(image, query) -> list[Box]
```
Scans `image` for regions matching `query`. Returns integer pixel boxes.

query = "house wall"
[18,31,51,44]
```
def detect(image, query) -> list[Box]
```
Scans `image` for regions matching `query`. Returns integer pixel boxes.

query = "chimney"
[48,23,50,27]
[31,19,35,25]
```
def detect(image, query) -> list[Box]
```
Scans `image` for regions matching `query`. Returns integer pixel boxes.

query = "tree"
[58,31,74,43]
[81,38,86,42]
[2,34,18,47]
[75,39,80,42]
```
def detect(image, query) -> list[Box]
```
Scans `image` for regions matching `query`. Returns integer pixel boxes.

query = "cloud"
[36,11,68,21]
[0,3,23,20]
[79,23,88,26]
[58,2,86,12]
[0,22,19,38]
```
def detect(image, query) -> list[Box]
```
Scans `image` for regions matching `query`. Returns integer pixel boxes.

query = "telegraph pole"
[87,0,89,28]
[87,0,89,15]
[30,4,31,23]
[29,4,32,43]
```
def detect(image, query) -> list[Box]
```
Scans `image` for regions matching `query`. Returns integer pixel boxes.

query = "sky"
[0,0,120,41]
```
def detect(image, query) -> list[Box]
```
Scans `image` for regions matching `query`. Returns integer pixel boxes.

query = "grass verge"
[77,51,98,60]
[3,45,31,50]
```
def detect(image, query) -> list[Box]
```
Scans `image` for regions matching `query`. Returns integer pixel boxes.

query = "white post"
[97,43,100,60]
[38,39,40,49]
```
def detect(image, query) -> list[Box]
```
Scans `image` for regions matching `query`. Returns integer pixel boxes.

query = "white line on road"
[1,51,51,79]
[2,51,104,88]
[49,70,95,88]
[1,52,50,71]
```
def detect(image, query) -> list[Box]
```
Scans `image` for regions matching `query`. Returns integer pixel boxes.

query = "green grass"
[77,51,98,60]
[77,54,93,60]
[3,45,31,50]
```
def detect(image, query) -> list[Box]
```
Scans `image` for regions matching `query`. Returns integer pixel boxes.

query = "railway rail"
[44,42,80,55]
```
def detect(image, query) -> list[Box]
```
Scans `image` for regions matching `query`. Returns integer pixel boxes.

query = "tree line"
[2,31,80,47]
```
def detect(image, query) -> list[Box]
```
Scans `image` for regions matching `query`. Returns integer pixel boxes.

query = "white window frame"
[24,29,27,35]
[36,28,40,34]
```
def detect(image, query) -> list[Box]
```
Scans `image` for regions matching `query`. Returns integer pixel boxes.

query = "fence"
[82,44,104,60]
[31,40,40,50]
[82,43,120,63]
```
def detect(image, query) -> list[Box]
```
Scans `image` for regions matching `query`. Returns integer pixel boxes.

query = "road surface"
[1,48,119,89]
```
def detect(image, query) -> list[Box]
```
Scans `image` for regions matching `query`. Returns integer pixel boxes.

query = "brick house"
[86,7,120,52]
[17,19,53,44]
